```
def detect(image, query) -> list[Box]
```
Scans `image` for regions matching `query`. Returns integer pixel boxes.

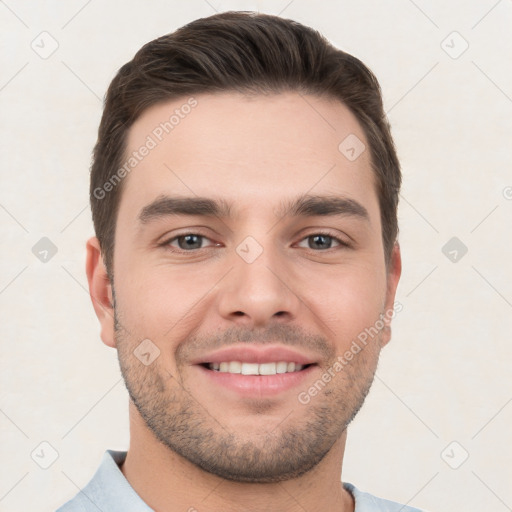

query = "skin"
[86,91,401,512]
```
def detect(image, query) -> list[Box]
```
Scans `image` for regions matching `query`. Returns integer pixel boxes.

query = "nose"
[216,242,301,329]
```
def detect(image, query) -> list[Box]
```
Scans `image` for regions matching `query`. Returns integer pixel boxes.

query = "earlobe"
[85,236,116,348]
[381,242,402,348]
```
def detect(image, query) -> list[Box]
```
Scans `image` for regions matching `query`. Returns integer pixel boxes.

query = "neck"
[121,402,354,512]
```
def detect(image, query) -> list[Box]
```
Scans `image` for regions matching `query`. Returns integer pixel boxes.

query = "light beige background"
[1,1,511,511]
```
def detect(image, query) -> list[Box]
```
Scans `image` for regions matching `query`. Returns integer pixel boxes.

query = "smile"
[205,361,311,375]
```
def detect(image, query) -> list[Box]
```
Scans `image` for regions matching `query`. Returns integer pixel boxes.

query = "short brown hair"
[90,11,401,276]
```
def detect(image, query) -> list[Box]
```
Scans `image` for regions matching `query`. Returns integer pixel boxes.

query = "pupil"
[179,235,201,250]
[310,234,331,250]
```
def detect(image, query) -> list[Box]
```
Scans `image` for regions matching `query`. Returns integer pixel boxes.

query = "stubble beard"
[114,312,381,483]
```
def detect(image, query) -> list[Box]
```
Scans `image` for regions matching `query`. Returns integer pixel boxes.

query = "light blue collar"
[57,450,426,512]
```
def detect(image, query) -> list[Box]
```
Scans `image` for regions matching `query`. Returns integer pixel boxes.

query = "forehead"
[119,91,377,221]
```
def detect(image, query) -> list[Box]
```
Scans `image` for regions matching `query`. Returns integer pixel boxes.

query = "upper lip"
[191,345,317,366]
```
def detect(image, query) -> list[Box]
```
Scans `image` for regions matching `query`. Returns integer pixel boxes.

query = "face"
[88,91,401,483]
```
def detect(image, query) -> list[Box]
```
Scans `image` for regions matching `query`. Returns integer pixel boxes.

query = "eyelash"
[159,231,351,253]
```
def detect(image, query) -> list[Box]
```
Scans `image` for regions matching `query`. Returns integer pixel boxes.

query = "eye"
[164,233,218,251]
[296,232,348,251]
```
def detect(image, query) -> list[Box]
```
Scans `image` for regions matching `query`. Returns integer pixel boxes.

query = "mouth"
[193,345,319,397]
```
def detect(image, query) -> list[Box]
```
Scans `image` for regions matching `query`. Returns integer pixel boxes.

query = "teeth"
[208,361,306,375]
[241,363,259,375]
[259,362,276,375]
[276,362,288,373]
[228,361,241,373]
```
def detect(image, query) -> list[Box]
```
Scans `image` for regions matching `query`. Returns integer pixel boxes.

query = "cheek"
[115,265,215,339]
[303,264,387,348]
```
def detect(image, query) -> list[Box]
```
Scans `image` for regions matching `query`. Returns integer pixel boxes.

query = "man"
[57,10,425,512]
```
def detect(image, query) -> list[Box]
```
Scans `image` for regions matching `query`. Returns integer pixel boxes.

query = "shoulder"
[56,493,89,512]
[55,450,133,512]
[344,482,429,512]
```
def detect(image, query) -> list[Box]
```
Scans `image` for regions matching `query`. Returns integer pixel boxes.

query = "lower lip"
[196,364,317,397]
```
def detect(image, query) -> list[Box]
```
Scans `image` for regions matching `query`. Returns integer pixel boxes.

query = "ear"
[380,242,402,348]
[85,236,116,348]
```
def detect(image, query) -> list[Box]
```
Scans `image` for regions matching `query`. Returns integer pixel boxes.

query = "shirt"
[56,450,427,512]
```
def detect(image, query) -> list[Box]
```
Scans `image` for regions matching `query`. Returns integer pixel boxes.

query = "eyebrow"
[279,194,369,221]
[137,193,369,224]
[138,195,232,223]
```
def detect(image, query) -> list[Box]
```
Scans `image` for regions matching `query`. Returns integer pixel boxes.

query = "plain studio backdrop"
[1,1,511,511]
